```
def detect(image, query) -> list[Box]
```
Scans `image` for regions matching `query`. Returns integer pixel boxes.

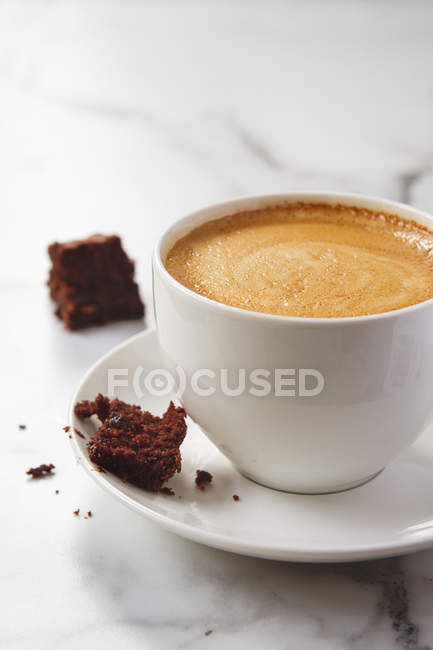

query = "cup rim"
[153,191,433,325]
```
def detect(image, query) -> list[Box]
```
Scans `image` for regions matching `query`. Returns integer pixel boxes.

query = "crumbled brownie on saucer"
[74,394,187,492]
[195,469,213,490]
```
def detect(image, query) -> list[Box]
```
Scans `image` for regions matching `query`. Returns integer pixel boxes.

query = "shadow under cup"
[152,192,433,494]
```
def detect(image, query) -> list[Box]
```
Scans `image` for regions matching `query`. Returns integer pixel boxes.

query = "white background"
[2,2,433,648]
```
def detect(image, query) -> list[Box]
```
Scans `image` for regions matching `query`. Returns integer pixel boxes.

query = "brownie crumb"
[47,234,144,330]
[68,435,72,439]
[55,489,59,494]
[18,424,26,430]
[160,487,175,496]
[63,425,71,433]
[74,428,85,439]
[87,510,92,517]
[26,464,55,479]
[232,494,240,501]
[205,630,213,636]
[73,509,80,516]
[195,470,213,490]
[74,394,187,492]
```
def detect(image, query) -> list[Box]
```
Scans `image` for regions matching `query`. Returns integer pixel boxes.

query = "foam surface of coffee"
[164,203,433,318]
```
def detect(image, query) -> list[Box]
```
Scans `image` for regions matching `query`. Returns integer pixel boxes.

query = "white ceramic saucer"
[69,329,433,562]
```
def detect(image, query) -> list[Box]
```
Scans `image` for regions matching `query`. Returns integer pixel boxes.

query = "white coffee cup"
[153,192,433,493]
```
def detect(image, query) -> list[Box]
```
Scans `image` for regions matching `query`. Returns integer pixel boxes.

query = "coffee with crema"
[164,203,433,318]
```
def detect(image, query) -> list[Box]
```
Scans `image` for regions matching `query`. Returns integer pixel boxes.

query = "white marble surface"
[2,1,433,648]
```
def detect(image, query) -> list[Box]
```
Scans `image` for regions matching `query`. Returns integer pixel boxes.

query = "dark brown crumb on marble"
[55,489,59,494]
[18,424,26,430]
[74,428,85,439]
[26,464,55,479]
[63,425,71,433]
[87,510,92,517]
[68,435,72,439]
[195,470,213,490]
[74,394,187,492]
[73,508,80,516]
[160,487,175,496]
[232,494,240,501]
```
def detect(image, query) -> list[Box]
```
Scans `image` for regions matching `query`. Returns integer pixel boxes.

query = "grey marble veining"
[2,1,433,648]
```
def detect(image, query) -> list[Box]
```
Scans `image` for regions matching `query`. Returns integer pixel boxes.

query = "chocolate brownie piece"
[74,394,187,492]
[48,235,144,330]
